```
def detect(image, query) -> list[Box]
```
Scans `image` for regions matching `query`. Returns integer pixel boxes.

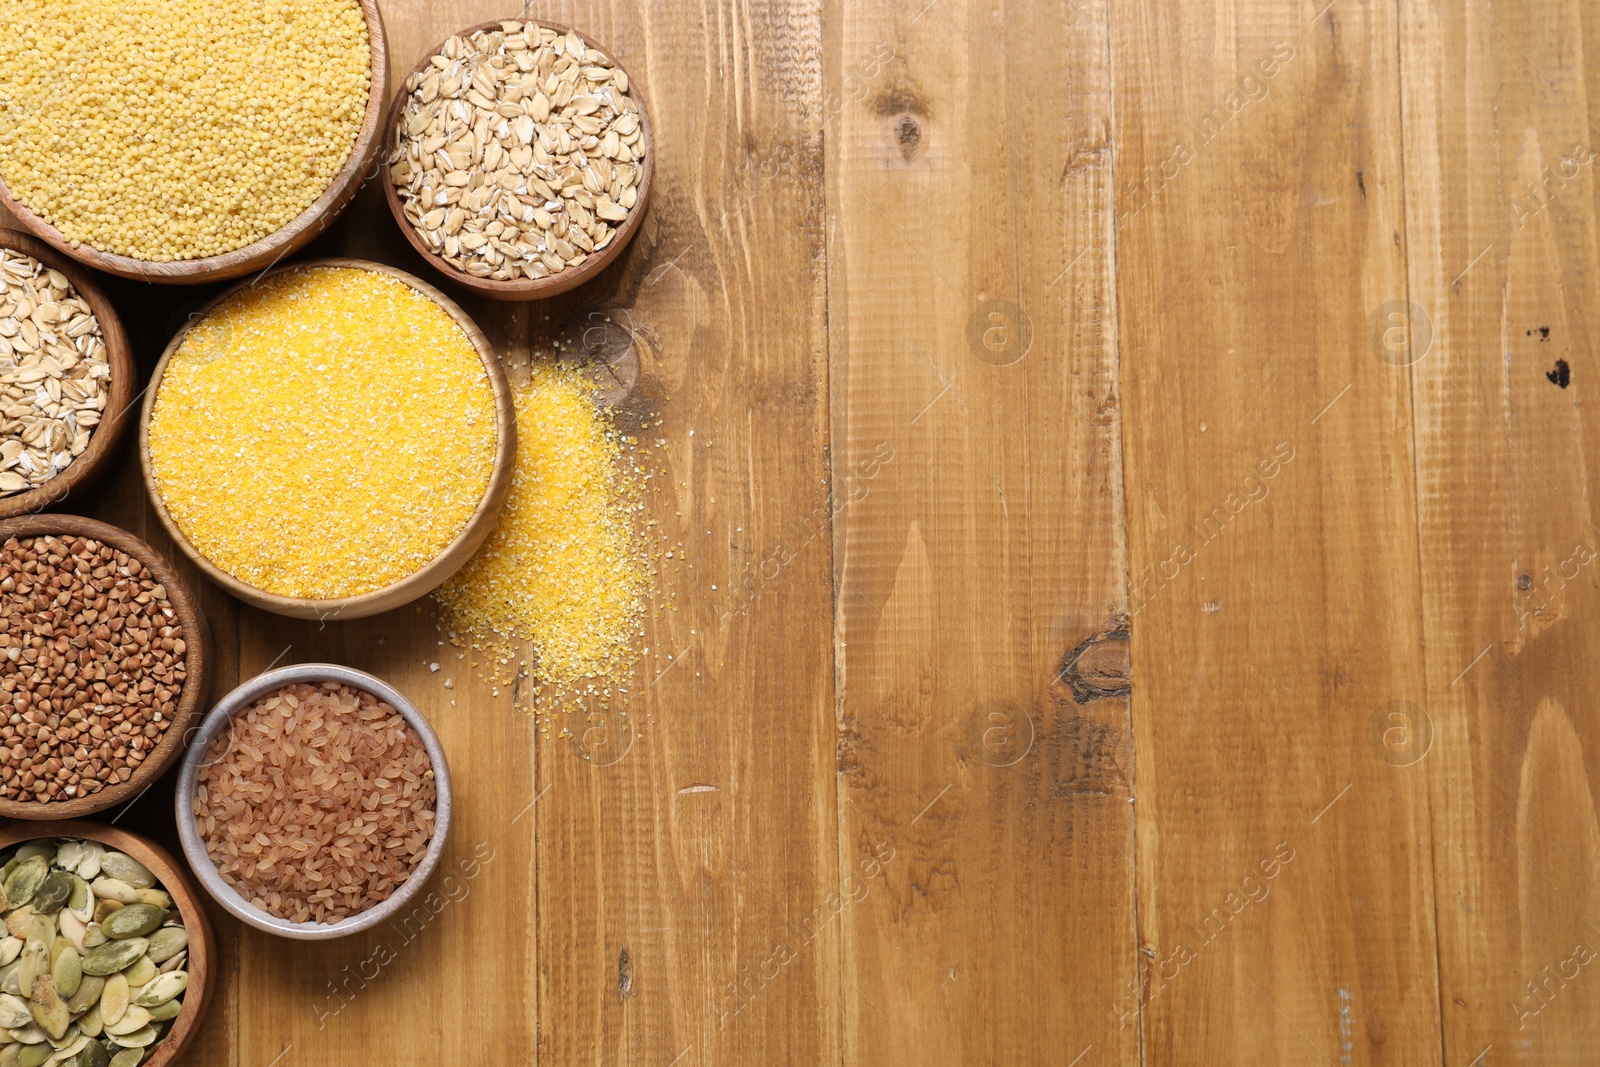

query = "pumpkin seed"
[4,910,32,941]
[17,1042,49,1067]
[28,876,68,917]
[129,974,182,1011]
[155,953,184,977]
[114,960,151,992]
[80,929,105,950]
[65,975,102,1015]
[66,879,90,925]
[98,910,162,944]
[0,958,21,995]
[0,938,20,966]
[49,946,79,1000]
[86,884,134,908]
[72,1039,109,1067]
[105,1050,140,1067]
[89,903,117,927]
[128,892,166,912]
[0,1043,16,1067]
[0,991,31,1027]
[142,999,179,1024]
[15,943,46,998]
[56,912,86,956]
[10,848,48,866]
[91,863,148,895]
[100,1008,148,1038]
[47,1028,84,1054]
[76,1003,100,1039]
[8,1023,45,1044]
[96,976,125,1028]
[141,931,183,967]
[3,860,47,910]
[72,848,104,883]
[27,976,68,1040]
[80,941,145,979]
[104,1026,153,1050]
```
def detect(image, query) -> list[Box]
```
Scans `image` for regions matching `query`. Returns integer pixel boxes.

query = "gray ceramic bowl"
[174,663,452,940]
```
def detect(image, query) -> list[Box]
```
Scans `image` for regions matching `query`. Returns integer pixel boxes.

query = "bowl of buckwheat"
[0,514,210,819]
[383,19,654,300]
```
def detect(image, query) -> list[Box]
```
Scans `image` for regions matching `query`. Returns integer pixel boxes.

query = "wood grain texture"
[1110,0,1442,1063]
[1398,0,1600,1061]
[826,0,1136,1064]
[2,0,1598,1062]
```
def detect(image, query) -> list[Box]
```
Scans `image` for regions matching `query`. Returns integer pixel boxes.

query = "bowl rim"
[0,513,211,820]
[173,662,452,941]
[380,16,655,300]
[0,0,391,285]
[0,818,216,1067]
[0,228,138,519]
[137,257,517,620]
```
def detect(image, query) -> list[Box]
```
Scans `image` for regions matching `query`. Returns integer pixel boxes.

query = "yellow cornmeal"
[0,0,370,261]
[437,364,644,686]
[148,267,498,599]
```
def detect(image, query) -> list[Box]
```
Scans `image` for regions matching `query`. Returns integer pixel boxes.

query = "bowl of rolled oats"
[0,230,134,519]
[383,19,654,300]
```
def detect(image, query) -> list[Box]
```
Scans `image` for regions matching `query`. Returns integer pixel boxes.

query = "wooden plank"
[1398,1,1600,1061]
[826,0,1137,1063]
[1109,0,1444,1063]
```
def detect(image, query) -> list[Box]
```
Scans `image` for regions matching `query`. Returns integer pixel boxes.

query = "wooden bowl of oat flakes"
[0,0,388,284]
[383,18,654,300]
[0,230,134,520]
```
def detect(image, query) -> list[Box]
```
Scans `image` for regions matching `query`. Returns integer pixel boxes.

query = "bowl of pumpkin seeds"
[0,823,211,1067]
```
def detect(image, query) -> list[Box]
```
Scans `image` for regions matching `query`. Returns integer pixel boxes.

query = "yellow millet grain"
[0,0,370,261]
[148,267,498,599]
[436,363,644,687]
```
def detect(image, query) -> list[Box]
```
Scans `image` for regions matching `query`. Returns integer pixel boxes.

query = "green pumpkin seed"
[130,973,183,1010]
[74,1039,110,1067]
[81,929,106,951]
[77,1002,101,1039]
[99,910,163,943]
[15,944,46,998]
[28,875,68,918]
[0,1041,18,1067]
[104,1026,153,1050]
[66,879,91,925]
[50,945,80,1000]
[142,930,184,967]
[80,941,145,979]
[92,861,150,895]
[26,976,67,1041]
[0,938,20,966]
[2,860,47,911]
[17,1042,48,1067]
[47,1026,84,1053]
[129,892,167,912]
[7,1022,45,1043]
[143,999,179,1024]
[116,959,153,991]
[0,991,30,1028]
[101,1007,148,1038]
[10,846,49,866]
[0,959,21,996]
[66,974,103,1015]
[96,976,126,1028]
[106,1050,142,1067]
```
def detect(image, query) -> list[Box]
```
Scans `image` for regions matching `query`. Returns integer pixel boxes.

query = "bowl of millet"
[0,0,389,283]
[0,514,210,820]
[139,260,516,620]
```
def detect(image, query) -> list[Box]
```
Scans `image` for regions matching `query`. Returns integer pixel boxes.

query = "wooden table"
[4,0,1595,1062]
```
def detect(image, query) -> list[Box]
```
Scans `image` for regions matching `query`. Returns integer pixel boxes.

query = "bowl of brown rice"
[173,663,451,940]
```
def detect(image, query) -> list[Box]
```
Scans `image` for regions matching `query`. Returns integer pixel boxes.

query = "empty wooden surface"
[1,0,1597,1064]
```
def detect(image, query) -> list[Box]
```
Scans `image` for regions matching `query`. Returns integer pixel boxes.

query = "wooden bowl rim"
[0,819,215,1067]
[380,17,655,301]
[0,229,138,519]
[138,258,517,620]
[0,514,211,821]
[0,0,390,284]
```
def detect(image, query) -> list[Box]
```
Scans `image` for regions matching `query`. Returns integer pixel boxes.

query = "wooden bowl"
[138,259,517,621]
[0,0,389,285]
[0,820,215,1067]
[0,514,211,820]
[0,229,137,519]
[382,19,654,301]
